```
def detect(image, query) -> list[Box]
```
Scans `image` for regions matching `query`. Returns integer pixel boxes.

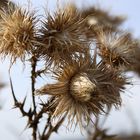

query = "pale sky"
[0,0,140,140]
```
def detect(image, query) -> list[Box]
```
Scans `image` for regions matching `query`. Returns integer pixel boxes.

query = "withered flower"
[77,6,126,40]
[0,5,37,62]
[37,57,127,128]
[39,4,89,65]
[96,29,137,68]
[80,6,125,29]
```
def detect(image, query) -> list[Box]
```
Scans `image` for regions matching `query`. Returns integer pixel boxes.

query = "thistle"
[80,6,125,29]
[0,1,138,140]
[37,56,127,128]
[38,4,90,66]
[0,5,37,62]
[96,29,138,69]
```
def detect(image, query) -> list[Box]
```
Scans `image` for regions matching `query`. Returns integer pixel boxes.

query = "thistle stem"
[31,55,37,113]
[31,55,37,140]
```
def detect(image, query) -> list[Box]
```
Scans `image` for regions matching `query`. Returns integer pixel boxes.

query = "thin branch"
[30,55,38,140]
[31,55,37,114]
[41,116,65,140]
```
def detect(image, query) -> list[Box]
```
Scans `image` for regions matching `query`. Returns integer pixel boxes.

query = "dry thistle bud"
[96,29,137,68]
[37,57,127,128]
[0,5,37,62]
[70,72,96,102]
[39,4,89,65]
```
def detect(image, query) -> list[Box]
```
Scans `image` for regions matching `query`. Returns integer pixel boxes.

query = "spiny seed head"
[96,29,137,68]
[0,5,37,62]
[37,56,128,128]
[38,4,89,65]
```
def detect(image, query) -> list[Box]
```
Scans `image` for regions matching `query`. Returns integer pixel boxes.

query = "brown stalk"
[31,55,37,114]
[41,116,65,140]
[30,55,38,140]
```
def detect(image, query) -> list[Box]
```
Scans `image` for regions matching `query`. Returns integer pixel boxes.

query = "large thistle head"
[96,29,138,69]
[0,5,37,62]
[38,4,90,66]
[37,56,127,128]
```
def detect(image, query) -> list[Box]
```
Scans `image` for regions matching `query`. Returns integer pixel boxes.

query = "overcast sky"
[0,0,140,140]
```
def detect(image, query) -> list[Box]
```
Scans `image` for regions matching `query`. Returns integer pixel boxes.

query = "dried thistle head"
[68,5,126,40]
[37,56,127,128]
[0,5,37,62]
[38,4,89,65]
[96,29,137,69]
[80,6,125,29]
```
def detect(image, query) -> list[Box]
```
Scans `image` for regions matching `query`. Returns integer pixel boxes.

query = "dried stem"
[31,55,37,114]
[30,55,38,140]
[41,116,65,140]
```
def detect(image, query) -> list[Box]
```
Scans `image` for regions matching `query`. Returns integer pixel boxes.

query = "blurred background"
[0,0,140,140]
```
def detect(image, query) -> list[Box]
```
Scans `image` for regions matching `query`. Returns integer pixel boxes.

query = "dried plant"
[37,56,128,128]
[96,29,138,69]
[38,4,90,66]
[87,113,140,140]
[0,1,140,140]
[0,4,37,62]
[80,6,125,28]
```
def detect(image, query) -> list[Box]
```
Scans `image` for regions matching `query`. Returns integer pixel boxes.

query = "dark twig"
[41,116,65,140]
[30,55,38,140]
[9,74,33,127]
[31,55,37,114]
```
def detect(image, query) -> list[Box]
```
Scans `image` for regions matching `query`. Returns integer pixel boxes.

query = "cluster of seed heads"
[0,1,140,140]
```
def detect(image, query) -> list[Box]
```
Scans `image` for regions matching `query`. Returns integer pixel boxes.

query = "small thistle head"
[0,5,37,62]
[96,29,137,68]
[38,4,89,65]
[37,56,127,128]
[80,6,125,29]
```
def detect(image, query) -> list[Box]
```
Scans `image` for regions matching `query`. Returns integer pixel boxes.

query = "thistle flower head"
[96,29,137,68]
[0,5,37,61]
[37,57,127,128]
[39,4,89,65]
